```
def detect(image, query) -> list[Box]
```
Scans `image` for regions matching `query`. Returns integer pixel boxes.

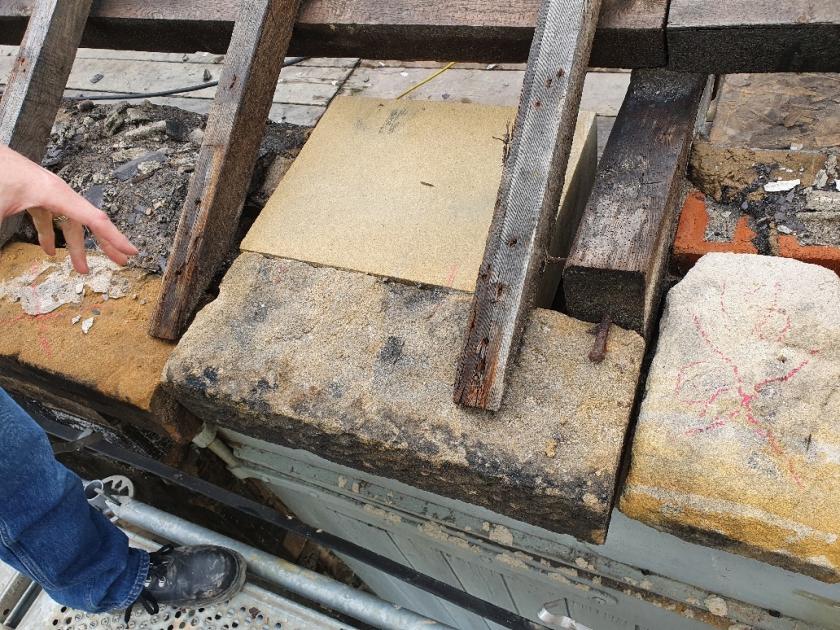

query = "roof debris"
[0,254,130,316]
[764,179,800,193]
[81,317,95,334]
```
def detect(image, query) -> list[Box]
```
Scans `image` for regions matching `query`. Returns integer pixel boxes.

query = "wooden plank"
[149,0,301,340]
[596,0,666,68]
[668,0,840,73]
[453,0,602,411]
[339,67,630,115]
[563,70,708,337]
[56,57,351,105]
[62,90,328,127]
[0,0,92,247]
[0,0,665,68]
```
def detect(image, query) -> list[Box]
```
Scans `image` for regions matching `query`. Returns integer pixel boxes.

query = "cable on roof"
[8,57,309,102]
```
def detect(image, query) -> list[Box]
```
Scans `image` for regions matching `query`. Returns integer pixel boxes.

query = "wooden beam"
[668,0,840,73]
[149,0,301,340]
[453,0,602,411]
[0,0,665,67]
[1,1,836,71]
[563,70,708,338]
[0,0,92,247]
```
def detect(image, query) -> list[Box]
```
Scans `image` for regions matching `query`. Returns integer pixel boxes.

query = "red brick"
[778,235,840,275]
[672,191,757,274]
[673,191,840,276]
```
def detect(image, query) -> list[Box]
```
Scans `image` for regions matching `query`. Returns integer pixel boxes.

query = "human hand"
[0,145,137,273]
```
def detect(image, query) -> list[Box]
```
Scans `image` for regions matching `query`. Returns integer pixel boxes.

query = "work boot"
[124,544,247,621]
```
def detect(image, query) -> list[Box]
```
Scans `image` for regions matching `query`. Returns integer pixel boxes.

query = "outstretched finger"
[35,174,138,258]
[86,211,138,258]
[28,207,56,256]
[61,218,89,274]
[97,235,129,267]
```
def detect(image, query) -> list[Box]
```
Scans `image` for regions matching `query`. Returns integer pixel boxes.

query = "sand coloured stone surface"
[621,253,840,581]
[166,252,644,541]
[710,74,840,150]
[0,243,181,435]
[241,97,596,293]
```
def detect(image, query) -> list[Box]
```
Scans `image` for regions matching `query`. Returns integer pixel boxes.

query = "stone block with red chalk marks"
[621,253,840,582]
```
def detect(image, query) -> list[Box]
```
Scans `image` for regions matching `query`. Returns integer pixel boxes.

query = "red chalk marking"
[676,284,816,488]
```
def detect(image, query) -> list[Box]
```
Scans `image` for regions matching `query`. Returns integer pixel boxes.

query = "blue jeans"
[0,388,148,612]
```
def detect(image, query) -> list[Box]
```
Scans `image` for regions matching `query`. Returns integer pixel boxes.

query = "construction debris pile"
[39,100,310,274]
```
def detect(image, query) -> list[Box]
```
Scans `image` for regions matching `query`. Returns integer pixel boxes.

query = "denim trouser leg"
[0,389,148,612]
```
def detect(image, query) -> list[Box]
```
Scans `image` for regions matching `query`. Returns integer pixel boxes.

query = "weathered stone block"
[0,243,196,442]
[166,252,645,542]
[241,96,596,299]
[709,74,840,150]
[621,253,840,581]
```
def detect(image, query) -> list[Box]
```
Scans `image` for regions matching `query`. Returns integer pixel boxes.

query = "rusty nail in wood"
[588,314,611,363]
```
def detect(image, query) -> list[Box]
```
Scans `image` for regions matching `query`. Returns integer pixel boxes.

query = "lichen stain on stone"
[377,335,405,365]
[417,522,478,553]
[496,552,531,570]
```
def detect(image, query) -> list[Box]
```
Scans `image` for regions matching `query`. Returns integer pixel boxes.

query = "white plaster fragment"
[0,255,129,315]
[81,317,94,334]
[764,179,800,192]
[814,169,829,189]
[704,595,728,617]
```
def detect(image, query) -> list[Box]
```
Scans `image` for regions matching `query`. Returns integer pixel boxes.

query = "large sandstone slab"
[166,252,645,542]
[621,253,840,581]
[0,243,194,441]
[241,96,596,296]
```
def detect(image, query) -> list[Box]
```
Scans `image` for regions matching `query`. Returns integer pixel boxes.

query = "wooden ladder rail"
[0,0,93,247]
[150,0,302,340]
[453,0,603,411]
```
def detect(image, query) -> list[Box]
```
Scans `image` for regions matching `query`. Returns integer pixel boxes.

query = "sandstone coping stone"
[240,96,596,298]
[0,243,195,442]
[165,252,645,542]
[621,253,840,581]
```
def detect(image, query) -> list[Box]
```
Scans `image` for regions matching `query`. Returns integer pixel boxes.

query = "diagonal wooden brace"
[150,0,302,340]
[0,0,93,247]
[454,0,603,411]
[564,70,710,338]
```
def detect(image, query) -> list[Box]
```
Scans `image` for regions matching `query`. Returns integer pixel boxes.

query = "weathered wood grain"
[453,0,602,411]
[668,0,840,73]
[149,0,301,340]
[1,1,836,71]
[0,0,91,247]
[0,0,665,67]
[564,70,708,338]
